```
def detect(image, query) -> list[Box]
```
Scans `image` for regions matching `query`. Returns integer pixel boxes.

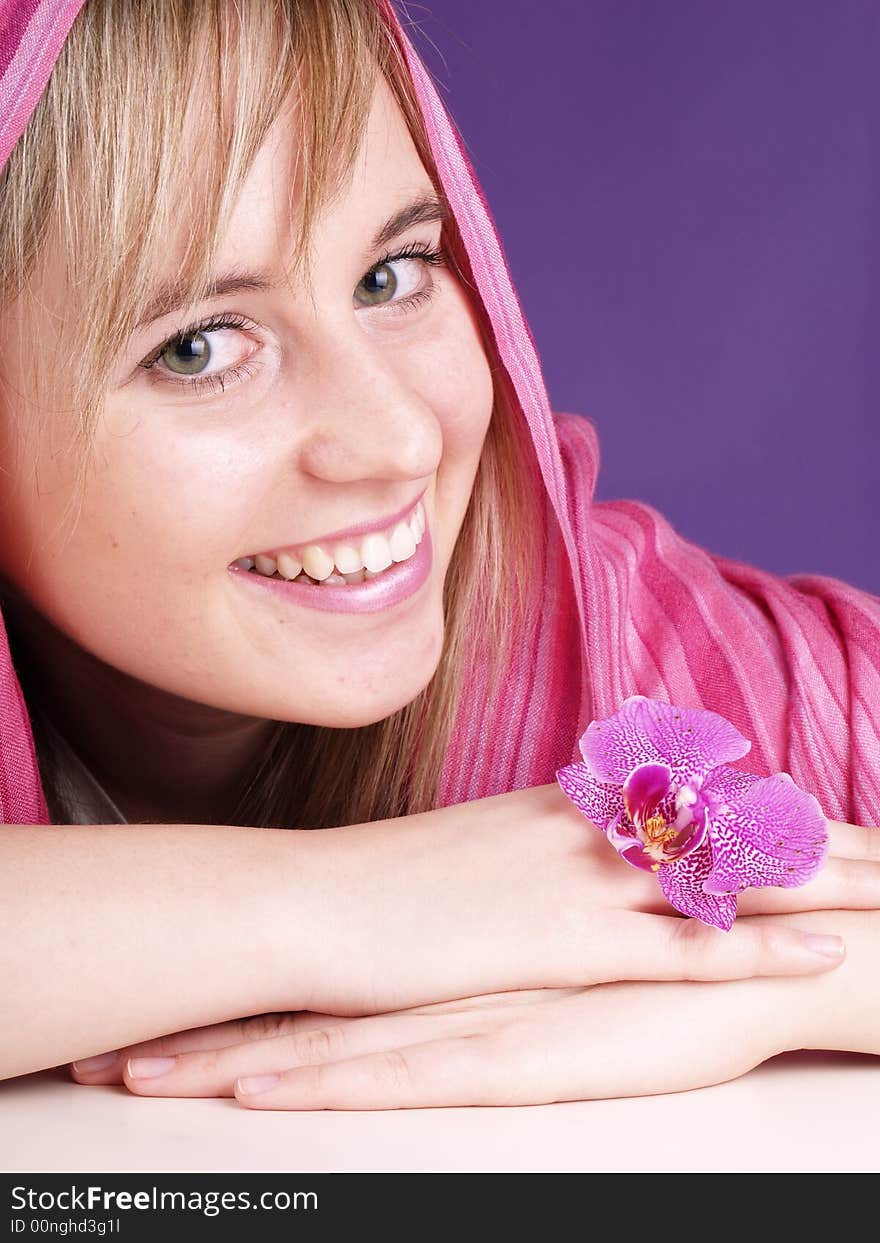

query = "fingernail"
[803,933,845,958]
[127,1056,176,1079]
[72,1051,119,1073]
[236,1073,280,1095]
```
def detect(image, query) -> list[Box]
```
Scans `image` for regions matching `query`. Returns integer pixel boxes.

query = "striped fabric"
[1,1,878,829]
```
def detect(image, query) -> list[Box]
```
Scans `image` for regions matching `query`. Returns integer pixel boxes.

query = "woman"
[1,0,879,1109]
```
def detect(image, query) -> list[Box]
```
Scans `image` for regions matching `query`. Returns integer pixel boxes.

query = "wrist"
[264,806,462,1016]
[257,823,361,1014]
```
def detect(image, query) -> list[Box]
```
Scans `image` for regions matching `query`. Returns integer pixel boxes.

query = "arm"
[0,822,330,1079]
[3,785,871,1081]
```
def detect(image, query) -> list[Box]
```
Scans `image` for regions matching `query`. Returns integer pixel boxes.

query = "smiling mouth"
[232,500,427,586]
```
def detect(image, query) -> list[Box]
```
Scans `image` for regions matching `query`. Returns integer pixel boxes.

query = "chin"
[281,661,442,730]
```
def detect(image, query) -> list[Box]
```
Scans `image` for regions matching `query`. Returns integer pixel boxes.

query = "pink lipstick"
[228,523,432,614]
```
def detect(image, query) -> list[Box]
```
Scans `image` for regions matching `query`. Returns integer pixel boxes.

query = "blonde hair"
[0,0,546,828]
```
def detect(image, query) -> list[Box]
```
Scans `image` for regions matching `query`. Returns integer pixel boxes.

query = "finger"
[70,1011,339,1085]
[122,1006,519,1098]
[737,855,880,915]
[826,819,880,862]
[234,1032,507,1110]
[597,910,845,983]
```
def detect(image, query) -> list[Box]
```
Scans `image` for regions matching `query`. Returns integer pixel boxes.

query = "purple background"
[409,1,878,594]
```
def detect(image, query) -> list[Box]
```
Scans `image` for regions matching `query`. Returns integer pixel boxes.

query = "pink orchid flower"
[556,695,829,930]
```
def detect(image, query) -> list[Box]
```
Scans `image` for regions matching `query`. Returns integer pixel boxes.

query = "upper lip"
[249,487,427,558]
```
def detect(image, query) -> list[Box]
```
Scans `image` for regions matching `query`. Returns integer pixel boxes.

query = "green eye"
[354,241,447,309]
[356,262,399,306]
[160,332,211,376]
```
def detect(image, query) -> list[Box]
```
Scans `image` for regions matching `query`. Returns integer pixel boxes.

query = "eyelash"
[137,240,449,398]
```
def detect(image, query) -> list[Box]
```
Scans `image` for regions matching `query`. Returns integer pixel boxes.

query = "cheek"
[414,292,494,460]
[87,415,263,574]
[6,422,256,653]
[9,447,264,702]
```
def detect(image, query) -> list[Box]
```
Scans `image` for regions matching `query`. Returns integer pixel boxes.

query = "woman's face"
[0,76,494,730]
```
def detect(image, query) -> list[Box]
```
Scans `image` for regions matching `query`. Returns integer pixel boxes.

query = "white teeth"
[360,532,393,573]
[246,499,427,579]
[276,551,303,580]
[301,544,336,581]
[389,520,417,562]
[322,572,348,585]
[363,568,384,580]
[255,554,277,577]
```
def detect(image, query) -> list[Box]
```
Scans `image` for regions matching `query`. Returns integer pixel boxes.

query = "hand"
[228,908,880,1110]
[289,783,879,1015]
[68,966,792,1108]
[69,909,880,1107]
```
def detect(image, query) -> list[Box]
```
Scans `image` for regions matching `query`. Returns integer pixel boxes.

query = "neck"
[0,577,278,826]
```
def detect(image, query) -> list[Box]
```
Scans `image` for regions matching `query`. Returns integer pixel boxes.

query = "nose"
[296,328,443,484]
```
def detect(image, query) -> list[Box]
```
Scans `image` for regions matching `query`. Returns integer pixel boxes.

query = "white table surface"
[2,1051,879,1173]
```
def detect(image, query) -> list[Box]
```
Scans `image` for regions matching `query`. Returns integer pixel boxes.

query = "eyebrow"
[135,191,450,330]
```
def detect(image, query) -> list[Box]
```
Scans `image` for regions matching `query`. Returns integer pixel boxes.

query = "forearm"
[0,822,332,1079]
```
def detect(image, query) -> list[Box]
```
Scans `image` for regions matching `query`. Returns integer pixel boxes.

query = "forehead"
[206,75,430,274]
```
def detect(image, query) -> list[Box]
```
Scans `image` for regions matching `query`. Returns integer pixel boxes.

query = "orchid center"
[612,761,709,869]
[641,811,685,860]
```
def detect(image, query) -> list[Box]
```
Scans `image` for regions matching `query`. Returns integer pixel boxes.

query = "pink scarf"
[3,0,879,830]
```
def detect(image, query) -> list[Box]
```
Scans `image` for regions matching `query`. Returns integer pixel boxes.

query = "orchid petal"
[703,772,829,893]
[658,841,737,931]
[701,762,765,805]
[622,762,673,829]
[580,695,752,787]
[616,845,662,873]
[555,762,621,832]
